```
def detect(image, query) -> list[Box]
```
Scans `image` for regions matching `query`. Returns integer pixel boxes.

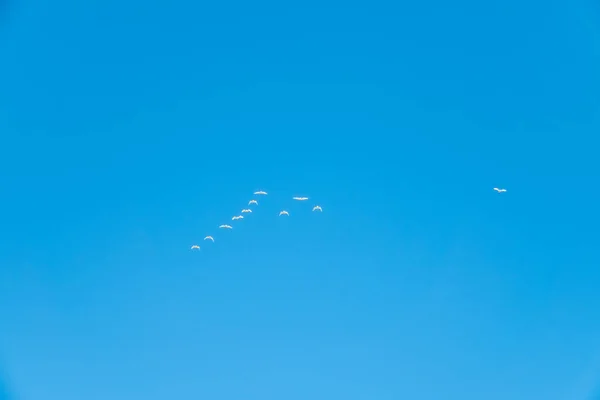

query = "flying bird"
[232,215,244,220]
[279,210,290,216]
[293,196,309,201]
[312,205,323,212]
[190,245,200,250]
[204,236,214,242]
[248,200,258,205]
[219,224,233,229]
[493,188,507,193]
[254,191,268,195]
[241,209,252,213]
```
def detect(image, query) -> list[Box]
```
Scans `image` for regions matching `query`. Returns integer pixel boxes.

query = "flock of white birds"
[190,187,506,250]
[190,190,323,250]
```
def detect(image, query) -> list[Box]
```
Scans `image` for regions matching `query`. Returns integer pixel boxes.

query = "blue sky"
[1,0,600,399]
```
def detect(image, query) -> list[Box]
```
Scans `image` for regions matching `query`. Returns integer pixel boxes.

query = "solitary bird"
[241,209,252,213]
[248,200,258,205]
[493,188,507,193]
[293,196,309,201]
[232,215,244,220]
[204,236,214,242]
[219,224,233,229]
[254,191,268,195]
[190,245,200,250]
[312,205,323,212]
[279,210,290,216]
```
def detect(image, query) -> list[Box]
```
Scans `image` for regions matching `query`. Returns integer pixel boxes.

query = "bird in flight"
[279,210,290,216]
[312,205,323,212]
[190,245,200,250]
[254,191,268,195]
[248,200,258,205]
[232,215,244,220]
[241,209,252,213]
[219,224,233,229]
[204,236,214,242]
[293,196,309,201]
[493,188,507,193]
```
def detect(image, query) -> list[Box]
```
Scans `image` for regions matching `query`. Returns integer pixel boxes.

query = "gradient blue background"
[1,0,600,399]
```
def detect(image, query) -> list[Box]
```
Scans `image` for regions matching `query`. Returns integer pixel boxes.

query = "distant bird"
[279,210,290,216]
[312,205,323,212]
[493,187,507,193]
[219,224,233,229]
[204,236,214,242]
[241,209,252,213]
[293,196,309,201]
[254,191,268,195]
[190,245,200,250]
[248,200,258,205]
[232,215,244,220]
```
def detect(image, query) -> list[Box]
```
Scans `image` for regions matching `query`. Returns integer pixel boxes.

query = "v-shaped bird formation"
[191,186,508,249]
[190,190,324,250]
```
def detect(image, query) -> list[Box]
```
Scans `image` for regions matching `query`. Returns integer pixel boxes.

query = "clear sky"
[1,0,600,399]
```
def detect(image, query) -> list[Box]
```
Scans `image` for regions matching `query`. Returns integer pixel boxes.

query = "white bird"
[219,224,233,229]
[254,191,268,195]
[204,236,214,242]
[293,196,309,201]
[248,200,258,205]
[312,205,323,212]
[279,210,290,216]
[190,245,200,250]
[493,188,507,193]
[241,209,252,213]
[232,215,244,220]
